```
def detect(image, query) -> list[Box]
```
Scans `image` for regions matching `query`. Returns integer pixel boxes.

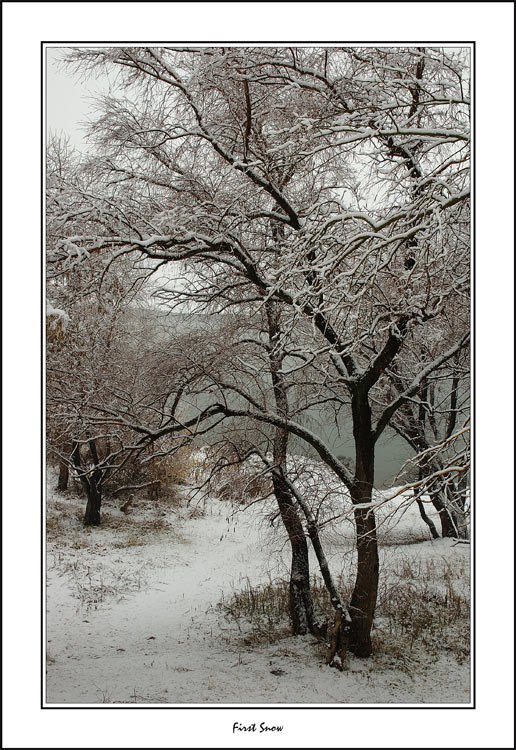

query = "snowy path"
[46,505,268,703]
[46,499,471,705]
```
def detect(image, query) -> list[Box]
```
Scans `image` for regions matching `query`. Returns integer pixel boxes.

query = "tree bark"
[428,488,458,537]
[83,482,102,526]
[272,472,316,634]
[306,519,342,612]
[57,461,69,491]
[72,440,103,526]
[349,501,379,657]
[416,496,440,539]
[281,474,352,660]
[266,300,316,635]
[348,389,379,657]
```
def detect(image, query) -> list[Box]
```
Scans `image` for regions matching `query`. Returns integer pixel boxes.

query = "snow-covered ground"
[45,465,471,706]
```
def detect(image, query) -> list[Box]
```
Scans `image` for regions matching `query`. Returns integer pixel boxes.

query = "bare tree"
[386,337,470,538]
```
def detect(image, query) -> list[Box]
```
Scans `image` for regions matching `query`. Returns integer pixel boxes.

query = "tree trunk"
[306,519,343,612]
[349,389,379,657]
[83,483,102,526]
[456,472,470,539]
[428,488,458,537]
[349,501,379,656]
[57,461,69,491]
[307,518,352,665]
[272,473,316,634]
[266,300,316,636]
[443,479,469,539]
[282,476,352,661]
[416,497,440,539]
[72,440,103,526]
[414,464,439,539]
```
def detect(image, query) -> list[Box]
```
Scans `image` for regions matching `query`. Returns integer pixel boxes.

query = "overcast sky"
[46,47,112,150]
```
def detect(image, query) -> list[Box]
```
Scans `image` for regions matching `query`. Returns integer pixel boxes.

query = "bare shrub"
[201,442,272,505]
[187,505,206,520]
[215,471,272,505]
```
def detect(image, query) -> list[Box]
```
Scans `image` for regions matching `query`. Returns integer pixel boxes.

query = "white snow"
[46,300,70,328]
[45,464,470,706]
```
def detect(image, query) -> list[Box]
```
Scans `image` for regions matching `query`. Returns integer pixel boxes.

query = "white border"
[42,38,475,711]
[3,2,514,748]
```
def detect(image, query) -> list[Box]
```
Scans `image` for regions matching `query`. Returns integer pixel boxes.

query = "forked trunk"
[429,488,458,537]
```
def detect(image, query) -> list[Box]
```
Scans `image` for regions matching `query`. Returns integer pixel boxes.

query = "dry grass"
[215,556,470,667]
[374,554,470,666]
[46,484,183,548]
[46,473,190,609]
[214,472,272,505]
[216,578,293,644]
[144,446,200,493]
[186,505,206,520]
[53,556,149,609]
[215,575,353,646]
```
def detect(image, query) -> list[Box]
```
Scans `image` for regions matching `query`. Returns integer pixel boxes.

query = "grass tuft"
[216,556,470,666]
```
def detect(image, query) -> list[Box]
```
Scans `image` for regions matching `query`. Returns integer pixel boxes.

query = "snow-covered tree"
[47,46,470,656]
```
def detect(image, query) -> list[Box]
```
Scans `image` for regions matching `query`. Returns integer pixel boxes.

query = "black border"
[41,40,476,711]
